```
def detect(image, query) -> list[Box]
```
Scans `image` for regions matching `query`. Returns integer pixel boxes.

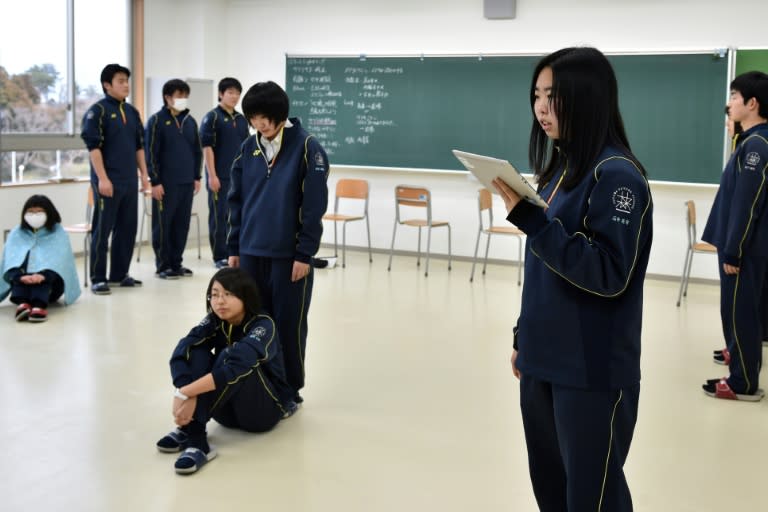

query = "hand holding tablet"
[452,149,547,209]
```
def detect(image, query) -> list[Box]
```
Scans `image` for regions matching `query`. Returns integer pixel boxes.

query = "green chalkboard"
[286,53,728,184]
[736,49,768,76]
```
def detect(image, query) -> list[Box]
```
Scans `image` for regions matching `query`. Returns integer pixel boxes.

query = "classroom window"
[0,0,130,185]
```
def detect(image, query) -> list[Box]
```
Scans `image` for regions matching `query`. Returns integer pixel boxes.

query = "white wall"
[141,0,768,278]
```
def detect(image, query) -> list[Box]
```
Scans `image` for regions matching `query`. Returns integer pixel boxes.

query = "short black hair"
[20,194,62,231]
[529,47,644,190]
[218,77,243,98]
[241,81,289,125]
[730,71,768,119]
[100,63,130,94]
[205,268,262,318]
[162,79,190,107]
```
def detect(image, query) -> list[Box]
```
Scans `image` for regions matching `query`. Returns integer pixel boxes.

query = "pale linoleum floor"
[0,248,766,512]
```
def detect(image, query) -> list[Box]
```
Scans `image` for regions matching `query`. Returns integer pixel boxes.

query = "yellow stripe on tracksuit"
[727,134,768,393]
[529,156,652,298]
[598,390,624,512]
[210,315,288,414]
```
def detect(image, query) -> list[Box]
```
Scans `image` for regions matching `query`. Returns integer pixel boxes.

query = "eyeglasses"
[207,291,236,302]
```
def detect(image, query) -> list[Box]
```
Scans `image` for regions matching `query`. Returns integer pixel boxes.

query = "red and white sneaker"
[28,307,48,323]
[15,303,31,322]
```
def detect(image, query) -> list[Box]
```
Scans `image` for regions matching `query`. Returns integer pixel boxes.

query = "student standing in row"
[227,81,329,404]
[81,63,150,295]
[702,71,768,401]
[145,79,202,280]
[493,47,652,511]
[200,78,249,269]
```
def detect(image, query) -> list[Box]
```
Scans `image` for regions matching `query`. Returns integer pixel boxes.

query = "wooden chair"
[387,185,451,277]
[676,200,717,306]
[137,192,201,262]
[470,188,524,285]
[63,187,94,286]
[322,179,372,268]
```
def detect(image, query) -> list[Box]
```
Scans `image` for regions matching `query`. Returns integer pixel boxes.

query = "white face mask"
[24,212,47,230]
[172,98,189,111]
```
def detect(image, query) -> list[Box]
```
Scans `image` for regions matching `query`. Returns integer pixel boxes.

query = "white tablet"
[452,149,548,209]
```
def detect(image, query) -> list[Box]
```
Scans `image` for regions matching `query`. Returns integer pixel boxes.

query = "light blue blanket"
[1,224,81,305]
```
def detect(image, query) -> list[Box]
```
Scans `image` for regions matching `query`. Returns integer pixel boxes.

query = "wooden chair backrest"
[336,179,368,199]
[396,186,430,208]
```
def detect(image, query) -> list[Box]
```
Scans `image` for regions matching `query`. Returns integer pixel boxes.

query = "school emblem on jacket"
[612,187,635,214]
[314,152,325,170]
[745,152,761,170]
[250,326,267,338]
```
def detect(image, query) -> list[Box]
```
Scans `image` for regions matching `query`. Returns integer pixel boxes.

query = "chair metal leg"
[425,226,432,277]
[469,228,482,282]
[365,216,373,263]
[196,214,201,259]
[683,249,695,298]
[83,236,88,287]
[137,209,145,262]
[416,227,422,267]
[676,248,692,306]
[447,224,452,271]
[387,221,398,271]
[482,231,492,275]
[333,220,339,258]
[342,221,348,268]
[516,235,523,286]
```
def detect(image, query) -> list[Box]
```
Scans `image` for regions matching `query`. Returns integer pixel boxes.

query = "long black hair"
[20,194,62,231]
[205,267,262,319]
[529,47,645,190]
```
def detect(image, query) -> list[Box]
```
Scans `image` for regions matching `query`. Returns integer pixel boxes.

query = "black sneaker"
[178,267,194,277]
[91,282,112,295]
[214,259,229,269]
[156,269,181,280]
[109,276,143,287]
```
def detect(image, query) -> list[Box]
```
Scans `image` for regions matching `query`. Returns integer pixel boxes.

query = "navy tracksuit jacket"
[80,95,144,283]
[145,107,202,272]
[170,312,294,431]
[703,122,768,395]
[199,106,249,262]
[508,146,653,512]
[227,118,329,394]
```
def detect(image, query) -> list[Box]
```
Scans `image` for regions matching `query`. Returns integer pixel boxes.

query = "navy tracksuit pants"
[10,275,64,308]
[718,252,766,394]
[207,179,230,262]
[90,182,138,283]
[520,375,639,512]
[240,255,313,395]
[186,347,284,433]
[152,184,194,272]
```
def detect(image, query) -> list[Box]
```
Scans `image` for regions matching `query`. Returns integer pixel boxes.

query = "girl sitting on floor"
[1,194,81,322]
[156,267,298,475]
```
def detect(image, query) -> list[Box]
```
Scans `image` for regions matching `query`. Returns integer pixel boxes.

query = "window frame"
[1,0,142,185]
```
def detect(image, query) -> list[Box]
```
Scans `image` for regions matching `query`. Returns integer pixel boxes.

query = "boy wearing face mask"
[145,79,203,279]
[1,195,81,322]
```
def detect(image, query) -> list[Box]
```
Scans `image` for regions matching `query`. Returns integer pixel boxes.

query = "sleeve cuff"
[507,200,548,235]
[210,369,227,390]
[295,253,312,264]
[722,253,740,266]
